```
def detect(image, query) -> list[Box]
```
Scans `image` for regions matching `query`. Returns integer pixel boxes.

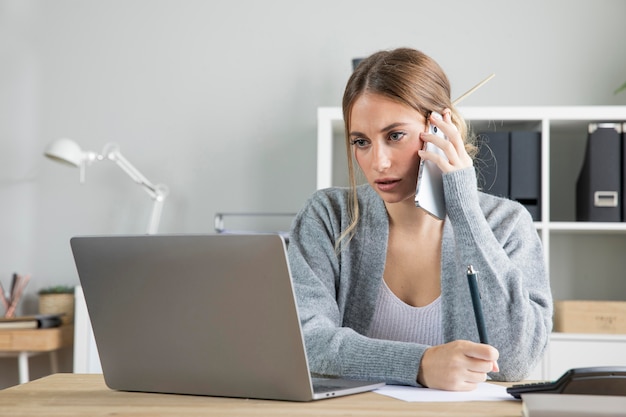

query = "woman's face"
[349,93,427,206]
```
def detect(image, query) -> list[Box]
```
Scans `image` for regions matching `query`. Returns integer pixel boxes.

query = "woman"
[287,48,552,391]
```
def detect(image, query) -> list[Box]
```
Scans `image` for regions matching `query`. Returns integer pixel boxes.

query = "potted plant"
[38,285,75,324]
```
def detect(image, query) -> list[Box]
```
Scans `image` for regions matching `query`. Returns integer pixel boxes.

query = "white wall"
[1,0,625,387]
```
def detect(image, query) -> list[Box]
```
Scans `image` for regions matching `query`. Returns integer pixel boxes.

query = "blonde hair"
[337,48,476,249]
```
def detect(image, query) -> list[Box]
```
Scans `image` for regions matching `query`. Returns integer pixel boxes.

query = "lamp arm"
[102,144,168,201]
[102,143,169,234]
[147,197,165,235]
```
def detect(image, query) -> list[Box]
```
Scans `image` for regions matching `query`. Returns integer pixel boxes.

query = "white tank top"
[366,279,444,346]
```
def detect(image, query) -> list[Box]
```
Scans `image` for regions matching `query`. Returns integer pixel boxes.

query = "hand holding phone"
[414,112,448,219]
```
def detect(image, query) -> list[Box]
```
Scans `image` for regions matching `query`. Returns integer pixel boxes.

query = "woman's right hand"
[417,340,499,391]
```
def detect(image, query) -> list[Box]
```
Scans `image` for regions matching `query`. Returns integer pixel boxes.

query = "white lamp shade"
[44,138,84,167]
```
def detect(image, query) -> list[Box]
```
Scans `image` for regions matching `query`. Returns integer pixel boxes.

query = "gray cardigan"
[287,167,553,386]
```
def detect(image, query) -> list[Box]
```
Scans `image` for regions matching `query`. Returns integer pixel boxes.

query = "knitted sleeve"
[442,167,553,381]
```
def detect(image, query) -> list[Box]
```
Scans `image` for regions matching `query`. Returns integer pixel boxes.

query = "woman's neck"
[385,200,443,231]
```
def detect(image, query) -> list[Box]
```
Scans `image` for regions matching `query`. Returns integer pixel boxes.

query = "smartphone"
[414,112,448,219]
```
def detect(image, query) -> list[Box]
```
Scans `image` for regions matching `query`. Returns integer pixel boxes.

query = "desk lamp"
[44,138,169,234]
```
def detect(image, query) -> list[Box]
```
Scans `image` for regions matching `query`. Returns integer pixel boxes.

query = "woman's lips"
[375,178,401,192]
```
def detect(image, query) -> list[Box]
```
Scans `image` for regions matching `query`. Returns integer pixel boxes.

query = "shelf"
[551,332,626,342]
[548,222,626,233]
[460,106,626,121]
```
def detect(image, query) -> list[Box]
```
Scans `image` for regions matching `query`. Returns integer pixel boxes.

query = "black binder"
[576,123,622,222]
[476,131,510,198]
[510,131,542,221]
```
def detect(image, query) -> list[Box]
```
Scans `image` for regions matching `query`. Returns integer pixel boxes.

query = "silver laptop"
[70,234,384,401]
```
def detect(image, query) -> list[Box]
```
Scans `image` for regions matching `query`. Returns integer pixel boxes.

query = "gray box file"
[576,123,622,222]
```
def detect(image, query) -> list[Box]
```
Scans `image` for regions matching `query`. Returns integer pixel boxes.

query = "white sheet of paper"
[374,382,515,402]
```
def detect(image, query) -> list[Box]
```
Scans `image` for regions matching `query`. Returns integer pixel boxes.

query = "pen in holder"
[1,273,31,318]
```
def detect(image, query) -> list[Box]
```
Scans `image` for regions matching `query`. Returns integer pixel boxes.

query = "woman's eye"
[350,138,369,148]
[389,132,406,141]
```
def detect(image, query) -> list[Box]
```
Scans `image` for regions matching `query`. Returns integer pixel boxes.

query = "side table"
[0,324,74,384]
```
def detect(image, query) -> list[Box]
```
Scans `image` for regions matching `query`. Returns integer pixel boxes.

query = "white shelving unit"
[317,106,626,379]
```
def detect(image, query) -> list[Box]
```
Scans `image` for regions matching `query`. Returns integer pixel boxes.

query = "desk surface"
[0,373,522,417]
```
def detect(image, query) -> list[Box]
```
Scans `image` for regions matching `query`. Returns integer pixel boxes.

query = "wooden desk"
[0,373,522,417]
[0,325,73,384]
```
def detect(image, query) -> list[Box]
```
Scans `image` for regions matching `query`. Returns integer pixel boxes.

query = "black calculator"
[507,366,626,399]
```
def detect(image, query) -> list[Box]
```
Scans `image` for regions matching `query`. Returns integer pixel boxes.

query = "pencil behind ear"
[452,73,495,106]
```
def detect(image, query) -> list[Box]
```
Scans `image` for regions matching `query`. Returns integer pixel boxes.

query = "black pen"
[467,265,489,344]
[10,273,18,303]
